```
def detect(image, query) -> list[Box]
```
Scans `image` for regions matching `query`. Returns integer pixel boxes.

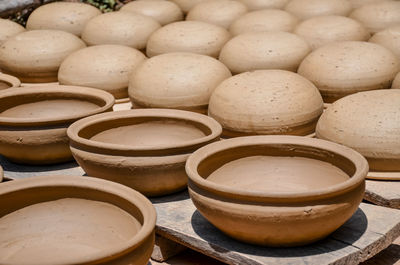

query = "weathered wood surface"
[365,180,400,209]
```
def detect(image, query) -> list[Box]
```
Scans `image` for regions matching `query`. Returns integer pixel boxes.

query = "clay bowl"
[186,135,368,246]
[0,73,20,90]
[0,85,114,165]
[238,0,290,10]
[0,18,25,44]
[0,175,156,265]
[67,109,222,196]
[284,0,353,21]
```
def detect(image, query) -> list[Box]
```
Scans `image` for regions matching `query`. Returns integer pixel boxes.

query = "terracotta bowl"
[67,109,222,196]
[186,136,368,246]
[0,85,114,164]
[0,175,156,265]
[0,18,25,44]
[0,73,20,90]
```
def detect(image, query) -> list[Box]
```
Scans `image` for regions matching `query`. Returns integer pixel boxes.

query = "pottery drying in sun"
[285,0,353,20]
[0,18,25,44]
[369,25,400,60]
[0,73,20,90]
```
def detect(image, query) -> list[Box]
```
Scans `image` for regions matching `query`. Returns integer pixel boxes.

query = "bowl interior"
[0,80,13,90]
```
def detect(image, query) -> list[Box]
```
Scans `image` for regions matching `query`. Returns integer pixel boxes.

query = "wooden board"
[365,180,400,209]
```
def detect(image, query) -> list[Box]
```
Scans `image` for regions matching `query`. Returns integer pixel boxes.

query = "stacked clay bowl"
[0,85,114,164]
[0,73,20,90]
[0,176,156,265]
[316,90,400,180]
[67,109,222,196]
[186,136,368,246]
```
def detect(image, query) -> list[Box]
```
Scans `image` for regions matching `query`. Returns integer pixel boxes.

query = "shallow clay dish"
[369,25,400,59]
[0,30,86,83]
[316,90,400,179]
[285,0,353,20]
[67,109,222,196]
[298,41,400,103]
[82,12,161,49]
[219,31,310,74]
[129,52,231,114]
[294,16,370,50]
[229,9,299,36]
[26,2,101,36]
[58,45,146,99]
[0,175,156,265]
[0,85,114,164]
[208,70,324,137]
[238,0,290,10]
[146,21,231,58]
[0,18,25,44]
[0,73,20,90]
[186,135,368,246]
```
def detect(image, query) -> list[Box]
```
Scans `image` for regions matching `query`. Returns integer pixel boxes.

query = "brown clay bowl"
[0,85,114,164]
[0,73,20,90]
[67,109,222,196]
[186,136,368,246]
[0,175,156,265]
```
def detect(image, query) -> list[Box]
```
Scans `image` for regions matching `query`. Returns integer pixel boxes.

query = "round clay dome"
[169,0,208,13]
[186,0,248,29]
[0,30,86,83]
[298,41,400,103]
[369,25,400,59]
[393,72,400,89]
[146,21,230,58]
[129,52,231,113]
[349,0,387,9]
[81,12,161,49]
[316,89,400,172]
[238,0,290,10]
[208,70,324,137]
[229,9,299,36]
[119,0,183,25]
[26,2,101,36]
[219,31,310,74]
[294,16,370,50]
[350,1,400,34]
[284,0,353,20]
[58,45,146,99]
[0,18,25,44]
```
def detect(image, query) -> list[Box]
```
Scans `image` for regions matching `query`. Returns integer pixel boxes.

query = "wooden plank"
[365,180,400,209]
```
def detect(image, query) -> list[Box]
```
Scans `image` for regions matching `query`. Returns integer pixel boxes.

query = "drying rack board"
[1,155,400,265]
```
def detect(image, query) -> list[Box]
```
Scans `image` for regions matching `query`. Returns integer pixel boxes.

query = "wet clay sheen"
[0,198,140,264]
[91,120,206,147]
[0,99,99,119]
[207,156,349,193]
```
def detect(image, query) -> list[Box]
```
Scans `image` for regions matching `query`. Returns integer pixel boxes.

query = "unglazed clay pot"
[26,2,101,36]
[169,0,207,13]
[59,45,146,99]
[208,70,324,137]
[229,9,299,36]
[294,16,370,50]
[219,31,310,74]
[238,0,290,10]
[298,41,400,103]
[186,135,368,246]
[0,85,114,164]
[82,12,161,49]
[0,18,25,44]
[316,90,400,176]
[67,109,222,196]
[0,30,86,83]
[0,175,156,265]
[369,25,400,59]
[285,0,353,20]
[120,0,183,25]
[0,73,20,90]
[350,1,400,34]
[186,0,248,29]
[146,21,231,58]
[129,53,231,114]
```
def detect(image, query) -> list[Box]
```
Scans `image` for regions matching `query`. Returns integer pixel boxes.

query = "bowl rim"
[0,85,115,126]
[186,135,368,202]
[0,73,21,88]
[0,165,3,182]
[0,175,156,265]
[67,108,222,154]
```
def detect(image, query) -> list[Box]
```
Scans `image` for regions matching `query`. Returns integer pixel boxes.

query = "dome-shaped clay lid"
[219,31,310,74]
[0,19,25,44]
[369,25,400,59]
[146,21,230,58]
[26,2,101,36]
[58,45,146,99]
[208,70,324,137]
[81,12,161,49]
[129,52,231,110]
[350,1,400,34]
[0,30,86,83]
[316,89,400,171]
[298,41,400,103]
[294,15,370,50]
[119,0,183,25]
[186,0,248,29]
[238,0,290,10]
[285,0,353,20]
[229,9,299,36]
